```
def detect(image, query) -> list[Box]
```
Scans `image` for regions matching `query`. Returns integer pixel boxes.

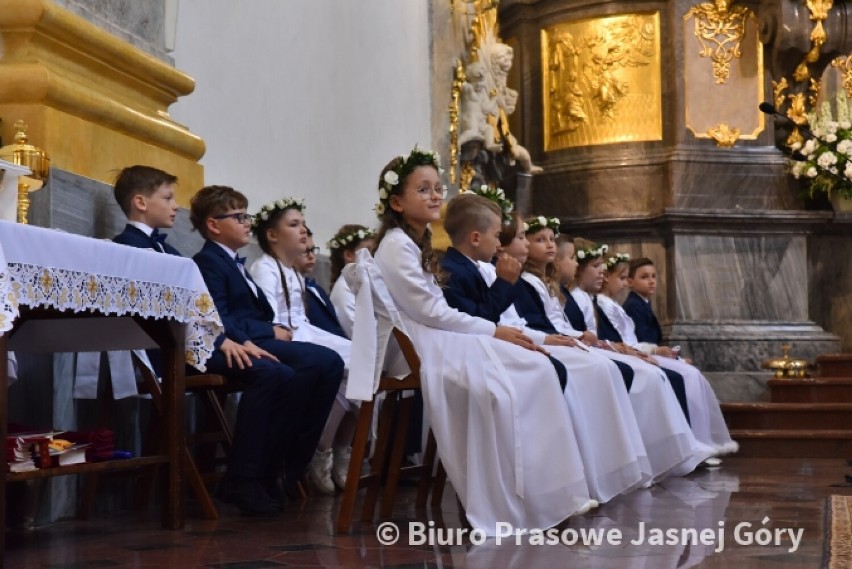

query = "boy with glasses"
[189,185,343,515]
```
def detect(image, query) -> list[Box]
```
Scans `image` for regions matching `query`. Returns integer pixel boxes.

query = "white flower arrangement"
[327,227,375,251]
[462,184,514,223]
[576,243,609,262]
[605,253,631,271]
[375,146,444,218]
[524,215,560,236]
[789,90,852,198]
[251,197,305,231]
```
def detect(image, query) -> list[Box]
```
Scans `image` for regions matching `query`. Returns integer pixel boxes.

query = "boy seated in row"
[112,166,344,516]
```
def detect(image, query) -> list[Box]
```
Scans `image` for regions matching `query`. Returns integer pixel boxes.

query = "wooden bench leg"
[336,399,374,533]
[183,448,218,519]
[380,393,414,518]
[362,393,397,523]
[432,462,447,508]
[415,429,438,509]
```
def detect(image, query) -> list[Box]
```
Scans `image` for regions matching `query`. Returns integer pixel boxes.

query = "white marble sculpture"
[459,61,502,151]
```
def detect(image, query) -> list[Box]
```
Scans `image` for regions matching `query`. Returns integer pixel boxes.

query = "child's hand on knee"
[495,326,536,351]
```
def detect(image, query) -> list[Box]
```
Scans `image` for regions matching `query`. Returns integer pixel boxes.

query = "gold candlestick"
[0,120,50,224]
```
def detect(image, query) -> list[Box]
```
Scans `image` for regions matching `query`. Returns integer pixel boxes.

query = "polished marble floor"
[5,457,850,568]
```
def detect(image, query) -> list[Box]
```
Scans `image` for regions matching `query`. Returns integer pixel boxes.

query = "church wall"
[169,0,433,247]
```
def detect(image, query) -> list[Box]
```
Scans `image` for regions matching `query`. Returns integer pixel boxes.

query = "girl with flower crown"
[524,224,714,479]
[248,199,356,494]
[371,146,595,533]
[597,254,738,456]
[462,209,653,502]
[327,224,376,338]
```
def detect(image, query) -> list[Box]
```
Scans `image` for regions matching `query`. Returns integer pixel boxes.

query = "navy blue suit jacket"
[513,279,560,334]
[440,248,516,324]
[593,297,624,343]
[304,278,347,339]
[113,224,183,256]
[560,285,588,332]
[623,291,663,345]
[193,240,278,345]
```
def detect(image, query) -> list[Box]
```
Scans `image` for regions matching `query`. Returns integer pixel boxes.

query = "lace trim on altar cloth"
[0,266,19,333]
[5,263,223,371]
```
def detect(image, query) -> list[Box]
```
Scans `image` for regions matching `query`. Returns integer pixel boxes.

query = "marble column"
[498,0,852,398]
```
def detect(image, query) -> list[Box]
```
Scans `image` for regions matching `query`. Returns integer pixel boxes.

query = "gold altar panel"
[541,12,662,151]
[683,6,764,144]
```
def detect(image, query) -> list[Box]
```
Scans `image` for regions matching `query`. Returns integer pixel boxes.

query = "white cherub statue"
[459,61,502,151]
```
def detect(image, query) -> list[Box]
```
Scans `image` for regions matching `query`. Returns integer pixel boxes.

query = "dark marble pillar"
[499,0,852,398]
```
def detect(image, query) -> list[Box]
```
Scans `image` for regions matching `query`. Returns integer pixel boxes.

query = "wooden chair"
[128,354,244,519]
[336,328,445,533]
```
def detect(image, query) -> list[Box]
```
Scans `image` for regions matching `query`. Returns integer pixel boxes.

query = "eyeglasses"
[415,185,448,200]
[299,246,320,258]
[213,212,253,224]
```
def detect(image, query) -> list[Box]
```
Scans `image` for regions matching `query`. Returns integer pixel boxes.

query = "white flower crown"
[328,227,375,250]
[251,197,305,231]
[576,243,609,261]
[375,145,446,217]
[605,252,631,271]
[463,184,514,223]
[524,215,560,236]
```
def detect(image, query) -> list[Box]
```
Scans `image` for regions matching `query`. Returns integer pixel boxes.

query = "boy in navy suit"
[439,193,568,390]
[294,228,347,339]
[113,167,305,515]
[189,185,344,513]
[624,258,677,356]
[113,165,183,254]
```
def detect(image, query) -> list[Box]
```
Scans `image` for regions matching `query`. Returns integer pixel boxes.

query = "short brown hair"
[113,165,177,216]
[499,211,523,247]
[444,193,501,245]
[628,257,655,278]
[189,185,248,239]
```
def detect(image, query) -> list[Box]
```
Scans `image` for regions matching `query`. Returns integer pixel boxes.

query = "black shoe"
[282,477,305,502]
[231,479,280,517]
[260,476,286,510]
[215,475,237,504]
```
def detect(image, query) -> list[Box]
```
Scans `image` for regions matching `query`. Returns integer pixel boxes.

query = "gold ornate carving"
[542,12,662,150]
[832,56,852,97]
[785,92,809,146]
[683,0,751,84]
[809,77,822,107]
[795,0,834,81]
[773,77,789,110]
[460,162,477,192]
[706,123,740,147]
[449,59,465,184]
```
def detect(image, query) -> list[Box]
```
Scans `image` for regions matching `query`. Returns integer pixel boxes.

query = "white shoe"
[332,446,351,489]
[703,457,722,467]
[307,449,335,494]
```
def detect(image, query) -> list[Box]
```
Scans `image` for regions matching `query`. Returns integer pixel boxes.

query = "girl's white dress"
[477,261,651,501]
[375,229,593,533]
[249,253,351,366]
[596,294,738,455]
[524,273,713,479]
[330,275,356,339]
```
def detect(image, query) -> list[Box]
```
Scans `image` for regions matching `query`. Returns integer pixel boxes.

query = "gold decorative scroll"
[541,12,662,151]
[831,56,852,97]
[449,59,465,184]
[706,123,740,147]
[684,5,763,144]
[683,1,751,85]
[795,0,833,82]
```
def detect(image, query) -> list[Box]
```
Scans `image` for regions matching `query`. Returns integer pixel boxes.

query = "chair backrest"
[343,249,412,401]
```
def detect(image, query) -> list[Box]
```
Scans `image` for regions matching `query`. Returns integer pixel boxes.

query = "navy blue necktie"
[234,255,247,267]
[150,228,167,251]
